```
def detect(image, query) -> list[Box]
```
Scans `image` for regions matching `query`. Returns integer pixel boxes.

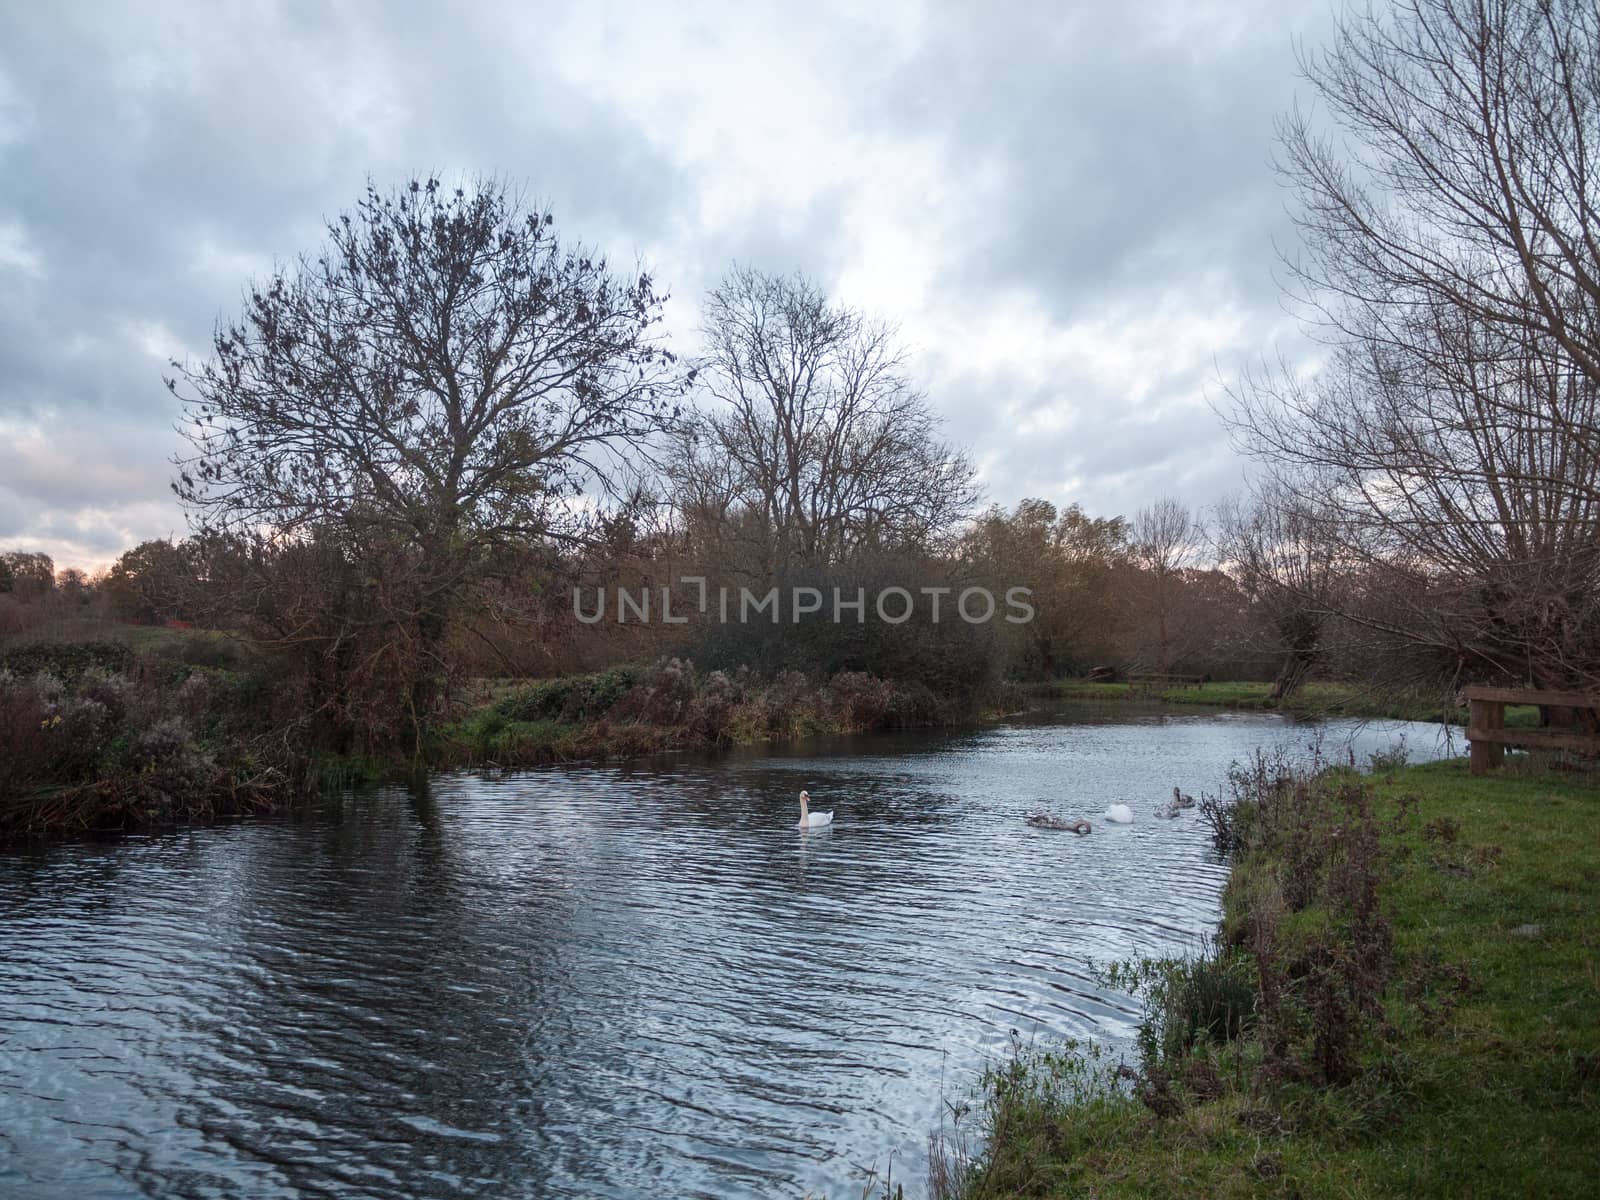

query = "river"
[0,705,1453,1199]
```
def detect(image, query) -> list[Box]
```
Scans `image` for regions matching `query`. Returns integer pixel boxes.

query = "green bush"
[688,559,1000,712]
[492,664,644,723]
[0,640,134,683]
[157,632,250,671]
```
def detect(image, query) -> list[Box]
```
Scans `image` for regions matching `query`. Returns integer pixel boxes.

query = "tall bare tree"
[1132,498,1202,674]
[1232,0,1600,695]
[676,266,978,572]
[1216,483,1345,699]
[172,177,681,743]
[1278,0,1600,393]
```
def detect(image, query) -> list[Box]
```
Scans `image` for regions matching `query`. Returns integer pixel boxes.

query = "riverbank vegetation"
[428,658,1000,772]
[936,755,1600,1198]
[928,2,1600,1185]
[0,629,1017,840]
[0,637,303,841]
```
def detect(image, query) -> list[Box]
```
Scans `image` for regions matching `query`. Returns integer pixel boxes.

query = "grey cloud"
[937,357,1248,522]
[0,1,693,567]
[879,1,1331,323]
[1,0,1324,569]
[856,1,1335,521]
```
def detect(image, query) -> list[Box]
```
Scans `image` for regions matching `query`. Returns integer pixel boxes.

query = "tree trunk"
[405,605,450,755]
[1269,652,1314,701]
[1033,633,1056,678]
[1157,601,1171,675]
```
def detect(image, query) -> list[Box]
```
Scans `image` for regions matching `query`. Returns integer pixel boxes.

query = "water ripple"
[0,710,1447,1198]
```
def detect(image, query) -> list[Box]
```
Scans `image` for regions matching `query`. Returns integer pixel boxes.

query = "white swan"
[798,789,834,829]
[1103,803,1134,824]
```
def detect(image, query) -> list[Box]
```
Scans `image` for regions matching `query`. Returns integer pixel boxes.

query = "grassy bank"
[1039,678,1544,728]
[943,757,1600,1198]
[3,643,1015,840]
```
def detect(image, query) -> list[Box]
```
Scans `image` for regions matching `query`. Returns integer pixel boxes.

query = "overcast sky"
[0,0,1331,572]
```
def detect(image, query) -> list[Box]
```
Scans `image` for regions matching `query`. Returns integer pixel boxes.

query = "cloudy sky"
[0,0,1331,572]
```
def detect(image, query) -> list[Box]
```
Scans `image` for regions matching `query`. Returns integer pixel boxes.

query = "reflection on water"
[0,707,1452,1198]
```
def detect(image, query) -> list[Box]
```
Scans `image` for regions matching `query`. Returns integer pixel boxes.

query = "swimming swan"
[1026,812,1092,834]
[1103,803,1134,824]
[798,790,834,828]
[1155,787,1196,819]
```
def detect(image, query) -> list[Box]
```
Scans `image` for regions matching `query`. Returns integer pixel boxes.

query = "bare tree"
[1133,498,1202,674]
[676,266,978,572]
[1216,483,1345,699]
[1232,0,1600,695]
[171,177,681,742]
[1278,0,1600,393]
[1243,347,1600,691]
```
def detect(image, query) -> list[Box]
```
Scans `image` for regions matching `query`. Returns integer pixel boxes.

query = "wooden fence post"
[1469,697,1505,775]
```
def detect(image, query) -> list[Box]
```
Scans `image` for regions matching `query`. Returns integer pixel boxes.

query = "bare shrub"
[0,670,53,794]
[78,669,135,725]
[174,671,217,721]
[0,595,27,639]
[1,655,299,842]
[825,671,896,730]
[609,658,698,726]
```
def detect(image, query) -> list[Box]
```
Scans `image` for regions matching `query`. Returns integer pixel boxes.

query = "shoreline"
[3,661,1504,846]
[1033,678,1548,729]
[942,757,1600,1197]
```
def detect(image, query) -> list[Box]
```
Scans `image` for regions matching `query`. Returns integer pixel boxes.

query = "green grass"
[312,713,668,786]
[1038,680,1140,703]
[1039,678,1543,728]
[2,616,203,650]
[952,759,1600,1199]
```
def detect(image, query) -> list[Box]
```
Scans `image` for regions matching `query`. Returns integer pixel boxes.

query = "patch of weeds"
[1368,735,1411,774]
[1422,815,1461,845]
[1471,843,1504,869]
[1099,943,1257,1071]
[1402,949,1477,1023]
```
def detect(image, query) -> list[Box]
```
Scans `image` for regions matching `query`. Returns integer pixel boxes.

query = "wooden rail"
[1463,685,1600,775]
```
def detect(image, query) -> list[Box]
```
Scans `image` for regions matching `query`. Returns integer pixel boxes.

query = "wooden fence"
[1463,685,1600,775]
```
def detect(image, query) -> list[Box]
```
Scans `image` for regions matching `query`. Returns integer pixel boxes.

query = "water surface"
[0,706,1452,1198]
